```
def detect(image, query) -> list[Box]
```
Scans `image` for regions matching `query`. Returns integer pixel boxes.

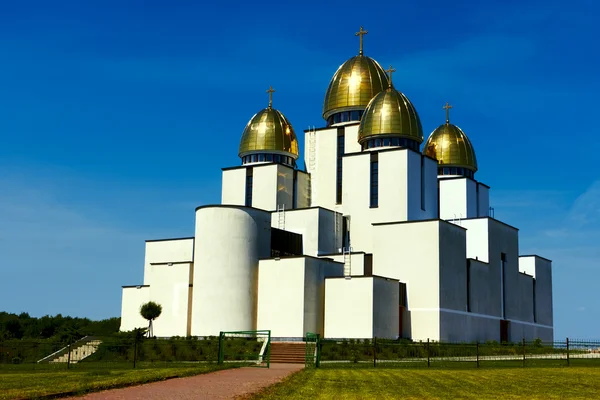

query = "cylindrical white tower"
[191,206,271,336]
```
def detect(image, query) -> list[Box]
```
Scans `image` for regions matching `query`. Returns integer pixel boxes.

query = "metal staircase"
[343,247,352,278]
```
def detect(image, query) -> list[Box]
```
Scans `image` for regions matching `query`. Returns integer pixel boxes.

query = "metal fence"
[312,338,600,368]
[0,333,264,370]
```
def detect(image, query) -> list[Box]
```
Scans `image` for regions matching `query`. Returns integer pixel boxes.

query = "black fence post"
[476,342,480,368]
[522,338,526,367]
[373,337,377,368]
[67,340,71,369]
[427,339,430,368]
[566,337,570,366]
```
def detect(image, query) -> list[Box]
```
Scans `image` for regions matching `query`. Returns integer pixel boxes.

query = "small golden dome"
[424,122,478,172]
[322,55,389,120]
[238,106,299,159]
[358,85,423,144]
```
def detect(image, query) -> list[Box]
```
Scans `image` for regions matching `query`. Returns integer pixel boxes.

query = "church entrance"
[500,320,510,343]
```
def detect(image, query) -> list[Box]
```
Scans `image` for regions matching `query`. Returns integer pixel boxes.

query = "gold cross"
[385,65,396,88]
[355,26,368,55]
[443,102,453,123]
[266,86,275,108]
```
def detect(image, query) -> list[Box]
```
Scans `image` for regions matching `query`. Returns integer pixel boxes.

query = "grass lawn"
[0,363,235,400]
[250,367,600,399]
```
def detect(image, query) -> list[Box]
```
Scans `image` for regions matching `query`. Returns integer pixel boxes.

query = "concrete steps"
[38,337,102,364]
[269,342,306,364]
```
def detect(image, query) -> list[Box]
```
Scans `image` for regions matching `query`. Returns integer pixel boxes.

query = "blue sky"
[0,0,598,339]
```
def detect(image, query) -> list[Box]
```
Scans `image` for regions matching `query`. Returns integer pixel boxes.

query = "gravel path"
[67,364,303,399]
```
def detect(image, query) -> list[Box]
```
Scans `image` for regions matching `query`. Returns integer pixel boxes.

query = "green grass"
[0,363,236,400]
[250,367,600,399]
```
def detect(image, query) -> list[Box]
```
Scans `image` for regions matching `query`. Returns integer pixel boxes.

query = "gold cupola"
[423,103,478,177]
[358,65,423,151]
[238,86,299,167]
[322,27,389,125]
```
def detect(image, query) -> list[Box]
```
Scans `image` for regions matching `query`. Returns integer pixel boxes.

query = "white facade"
[119,51,553,344]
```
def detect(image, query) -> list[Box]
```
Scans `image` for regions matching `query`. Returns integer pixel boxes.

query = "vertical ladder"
[343,247,352,279]
[277,204,285,230]
[307,127,317,206]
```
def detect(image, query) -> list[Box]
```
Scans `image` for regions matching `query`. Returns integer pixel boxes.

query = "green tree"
[139,302,162,337]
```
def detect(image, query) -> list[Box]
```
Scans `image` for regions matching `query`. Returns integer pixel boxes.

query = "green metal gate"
[305,332,320,368]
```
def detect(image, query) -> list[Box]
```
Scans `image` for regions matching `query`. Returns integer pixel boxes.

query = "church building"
[120,28,553,343]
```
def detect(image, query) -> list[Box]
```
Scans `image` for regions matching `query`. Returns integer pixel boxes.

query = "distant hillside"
[0,312,120,341]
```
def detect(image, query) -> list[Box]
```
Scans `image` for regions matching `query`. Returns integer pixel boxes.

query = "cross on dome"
[355,26,368,55]
[385,65,396,88]
[443,102,453,123]
[266,86,275,108]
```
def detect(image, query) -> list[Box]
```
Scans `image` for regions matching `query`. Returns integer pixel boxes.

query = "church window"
[370,153,379,208]
[336,127,345,204]
[245,168,253,207]
[383,138,391,147]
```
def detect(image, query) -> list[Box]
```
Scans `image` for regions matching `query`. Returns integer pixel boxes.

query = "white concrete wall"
[372,220,442,340]
[221,168,246,206]
[143,238,194,285]
[273,207,340,256]
[144,262,192,337]
[256,258,305,337]
[439,178,482,221]
[257,257,343,337]
[191,206,271,336]
[343,124,362,154]
[477,184,490,217]
[533,257,553,328]
[460,218,490,263]
[373,277,400,339]
[438,222,468,312]
[406,151,438,221]
[120,286,150,332]
[320,252,367,276]
[296,171,310,208]
[276,164,294,210]
[252,164,278,211]
[305,126,337,210]
[342,153,373,252]
[519,257,537,278]
[324,277,374,339]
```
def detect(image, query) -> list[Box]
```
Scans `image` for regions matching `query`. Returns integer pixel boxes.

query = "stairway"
[38,337,102,364]
[269,342,306,364]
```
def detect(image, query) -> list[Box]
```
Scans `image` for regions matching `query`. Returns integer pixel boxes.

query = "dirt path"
[67,364,303,399]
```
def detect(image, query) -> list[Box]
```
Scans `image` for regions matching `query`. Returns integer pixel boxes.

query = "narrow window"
[466,260,471,312]
[476,183,480,217]
[500,253,507,319]
[420,156,426,211]
[292,170,298,209]
[370,153,379,208]
[533,279,537,323]
[245,168,253,207]
[336,127,345,204]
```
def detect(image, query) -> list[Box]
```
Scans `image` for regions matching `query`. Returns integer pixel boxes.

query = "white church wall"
[468,259,499,317]
[533,257,553,327]
[296,170,310,208]
[305,126,337,210]
[343,124,362,154]
[519,256,536,278]
[324,277,374,339]
[272,207,340,256]
[460,218,490,262]
[191,206,271,336]
[372,220,442,340]
[275,164,294,210]
[373,277,400,339]
[379,150,409,222]
[514,273,535,323]
[438,221,468,312]
[143,238,194,285]
[319,252,367,276]
[257,258,305,337]
[406,151,438,221]
[141,262,192,337]
[221,168,246,206]
[342,153,374,252]
[257,257,343,337]
[439,179,468,221]
[509,321,554,342]
[252,164,279,211]
[477,183,490,217]
[439,311,500,342]
[120,286,150,332]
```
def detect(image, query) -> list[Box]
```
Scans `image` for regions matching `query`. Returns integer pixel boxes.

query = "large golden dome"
[358,81,423,145]
[424,110,477,172]
[323,55,389,121]
[238,93,299,159]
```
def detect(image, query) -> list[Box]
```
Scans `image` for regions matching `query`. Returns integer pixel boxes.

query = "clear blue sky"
[0,0,598,339]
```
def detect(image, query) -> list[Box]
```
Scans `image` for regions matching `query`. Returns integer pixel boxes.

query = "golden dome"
[322,55,389,120]
[238,106,299,159]
[358,84,423,144]
[424,122,478,172]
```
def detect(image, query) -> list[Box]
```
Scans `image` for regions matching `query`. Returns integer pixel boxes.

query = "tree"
[139,302,162,337]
